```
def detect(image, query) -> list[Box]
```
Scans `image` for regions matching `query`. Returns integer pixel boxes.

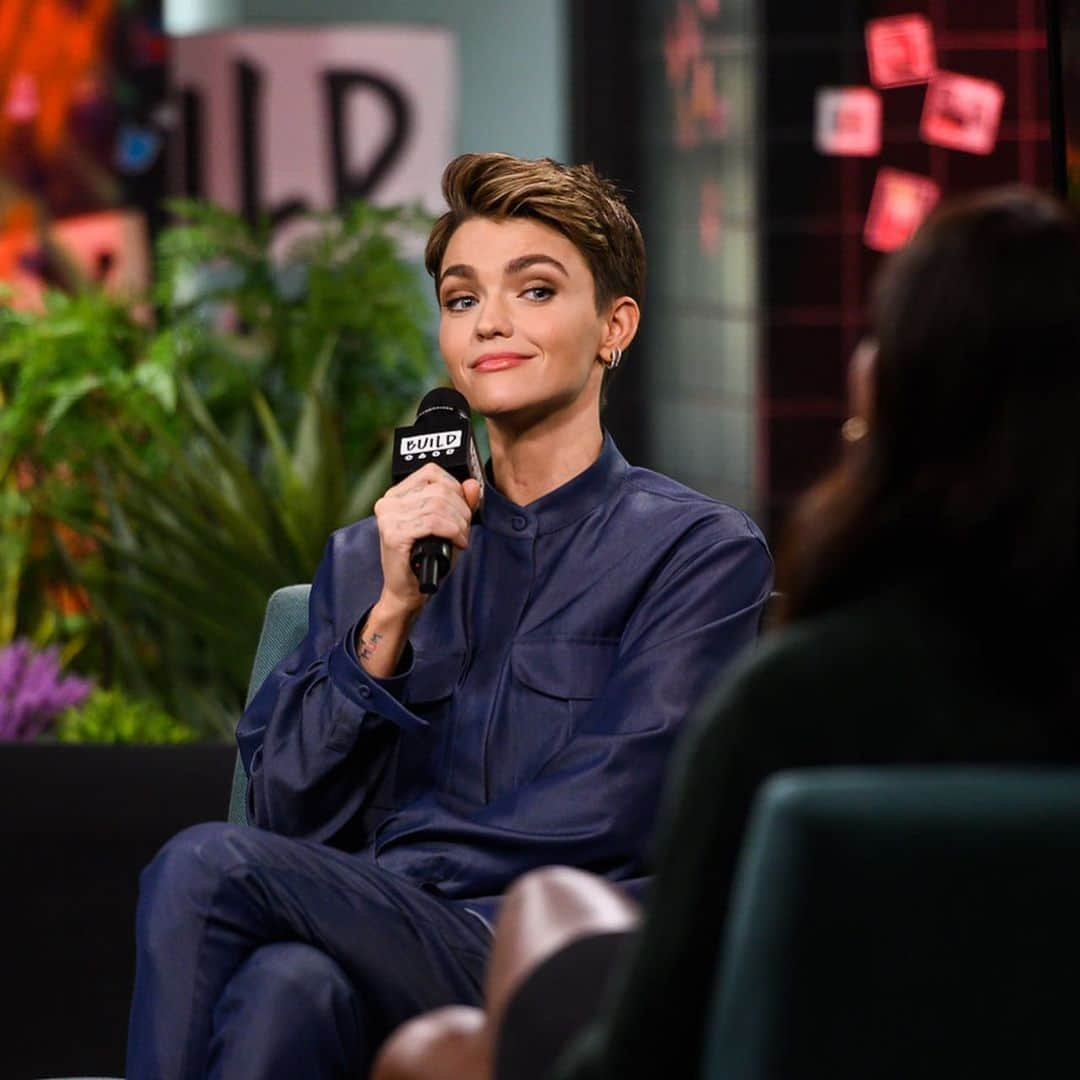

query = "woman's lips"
[471,353,533,372]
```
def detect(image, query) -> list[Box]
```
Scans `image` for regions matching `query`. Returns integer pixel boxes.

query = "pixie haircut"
[424,153,646,311]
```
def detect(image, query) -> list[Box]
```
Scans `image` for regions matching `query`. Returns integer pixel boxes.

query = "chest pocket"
[484,637,620,795]
[511,637,619,703]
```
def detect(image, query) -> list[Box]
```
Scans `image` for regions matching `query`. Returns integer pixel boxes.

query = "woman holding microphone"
[125,153,771,1080]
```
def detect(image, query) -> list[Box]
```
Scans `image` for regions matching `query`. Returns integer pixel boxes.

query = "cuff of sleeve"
[327,618,430,736]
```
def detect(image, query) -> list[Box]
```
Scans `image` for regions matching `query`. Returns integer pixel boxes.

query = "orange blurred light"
[0,0,115,161]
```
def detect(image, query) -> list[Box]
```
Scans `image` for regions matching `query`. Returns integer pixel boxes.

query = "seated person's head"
[423,153,644,424]
[781,186,1080,654]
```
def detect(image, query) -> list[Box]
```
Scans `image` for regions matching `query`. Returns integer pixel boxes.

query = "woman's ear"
[601,296,641,356]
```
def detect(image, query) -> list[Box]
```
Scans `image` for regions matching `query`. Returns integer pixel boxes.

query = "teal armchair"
[50,593,1080,1079]
[227,584,311,826]
[228,594,1080,1079]
[704,767,1080,1079]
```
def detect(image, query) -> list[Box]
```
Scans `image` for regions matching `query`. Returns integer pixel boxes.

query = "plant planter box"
[0,741,237,1078]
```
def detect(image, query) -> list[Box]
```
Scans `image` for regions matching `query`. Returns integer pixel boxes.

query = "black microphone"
[391,387,484,595]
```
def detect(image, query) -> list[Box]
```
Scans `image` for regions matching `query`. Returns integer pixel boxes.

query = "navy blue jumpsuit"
[126,435,772,1078]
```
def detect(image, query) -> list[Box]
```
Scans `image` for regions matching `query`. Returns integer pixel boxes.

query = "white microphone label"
[401,430,463,456]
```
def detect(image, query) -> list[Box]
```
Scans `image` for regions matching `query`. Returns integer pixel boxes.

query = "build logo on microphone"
[400,430,463,460]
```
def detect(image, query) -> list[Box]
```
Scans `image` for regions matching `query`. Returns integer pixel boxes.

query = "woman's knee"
[210,944,364,1075]
[499,866,640,940]
[220,942,356,1016]
[485,867,640,1022]
[137,822,260,934]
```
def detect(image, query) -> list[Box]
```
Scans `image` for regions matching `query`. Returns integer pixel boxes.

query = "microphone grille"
[416,387,471,421]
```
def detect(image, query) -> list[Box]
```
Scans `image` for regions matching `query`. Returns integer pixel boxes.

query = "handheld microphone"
[391,387,484,595]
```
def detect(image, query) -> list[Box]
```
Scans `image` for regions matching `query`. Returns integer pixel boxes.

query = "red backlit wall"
[762,0,1054,531]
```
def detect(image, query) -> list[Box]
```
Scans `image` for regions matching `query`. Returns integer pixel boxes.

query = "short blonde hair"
[424,153,646,311]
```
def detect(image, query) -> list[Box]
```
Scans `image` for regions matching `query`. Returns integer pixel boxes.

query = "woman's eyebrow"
[439,263,475,288]
[504,254,569,277]
[438,254,569,290]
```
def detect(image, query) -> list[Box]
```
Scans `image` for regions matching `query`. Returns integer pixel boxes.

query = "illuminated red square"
[814,87,882,157]
[866,15,936,88]
[864,168,940,252]
[920,72,1004,155]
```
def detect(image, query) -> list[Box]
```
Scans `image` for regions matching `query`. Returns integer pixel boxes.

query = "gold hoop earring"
[841,416,868,443]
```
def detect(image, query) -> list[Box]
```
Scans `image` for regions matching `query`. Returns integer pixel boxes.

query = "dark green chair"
[227,584,311,826]
[704,767,1080,1079]
[51,609,1080,1079]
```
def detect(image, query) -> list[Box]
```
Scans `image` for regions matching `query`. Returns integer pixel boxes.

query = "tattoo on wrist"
[358,630,384,662]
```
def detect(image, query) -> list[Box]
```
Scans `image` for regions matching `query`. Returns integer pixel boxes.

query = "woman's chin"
[472,391,537,420]
[475,387,592,432]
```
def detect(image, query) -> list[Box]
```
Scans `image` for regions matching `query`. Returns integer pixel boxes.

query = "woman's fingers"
[388,462,465,501]
[376,477,473,551]
[462,477,483,512]
[373,465,475,609]
[393,509,470,551]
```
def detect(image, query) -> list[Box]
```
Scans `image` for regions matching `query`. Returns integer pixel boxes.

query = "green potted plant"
[0,197,438,735]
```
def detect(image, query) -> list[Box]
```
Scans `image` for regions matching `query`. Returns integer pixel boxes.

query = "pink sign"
[0,208,150,311]
[921,72,1004,155]
[864,168,941,252]
[866,14,936,88]
[814,87,882,157]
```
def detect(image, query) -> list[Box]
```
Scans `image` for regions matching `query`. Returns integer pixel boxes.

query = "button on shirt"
[238,435,772,924]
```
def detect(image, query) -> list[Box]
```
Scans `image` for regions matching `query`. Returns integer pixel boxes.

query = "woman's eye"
[523,285,554,301]
[445,295,476,311]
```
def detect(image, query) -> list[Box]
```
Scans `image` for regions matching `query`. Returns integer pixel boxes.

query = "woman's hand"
[357,465,482,678]
[374,463,482,614]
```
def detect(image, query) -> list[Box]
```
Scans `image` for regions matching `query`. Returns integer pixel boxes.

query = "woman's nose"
[474,295,513,338]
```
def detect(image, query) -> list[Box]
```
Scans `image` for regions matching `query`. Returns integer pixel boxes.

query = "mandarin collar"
[480,432,629,538]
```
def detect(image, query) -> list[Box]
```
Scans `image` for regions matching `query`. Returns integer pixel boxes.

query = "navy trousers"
[126,822,492,1079]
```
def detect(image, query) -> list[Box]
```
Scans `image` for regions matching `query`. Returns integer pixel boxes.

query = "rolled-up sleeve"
[237,538,430,842]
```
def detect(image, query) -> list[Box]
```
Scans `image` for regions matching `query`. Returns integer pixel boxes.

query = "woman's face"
[437,216,609,426]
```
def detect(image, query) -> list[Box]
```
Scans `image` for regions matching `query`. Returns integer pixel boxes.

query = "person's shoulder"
[619,464,766,546]
[675,606,881,767]
[735,613,867,692]
[700,592,933,726]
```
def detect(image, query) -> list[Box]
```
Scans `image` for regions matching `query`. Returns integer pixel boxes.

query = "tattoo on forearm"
[358,631,384,662]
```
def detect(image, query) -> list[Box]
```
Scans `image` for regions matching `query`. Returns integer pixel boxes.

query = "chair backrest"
[704,767,1080,1080]
[227,584,311,825]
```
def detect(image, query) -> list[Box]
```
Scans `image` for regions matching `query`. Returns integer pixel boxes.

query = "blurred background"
[0,0,1076,1073]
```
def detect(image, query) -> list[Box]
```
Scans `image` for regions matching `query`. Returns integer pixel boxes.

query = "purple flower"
[0,639,94,740]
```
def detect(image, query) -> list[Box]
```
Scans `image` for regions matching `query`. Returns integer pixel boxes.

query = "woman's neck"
[487,408,604,508]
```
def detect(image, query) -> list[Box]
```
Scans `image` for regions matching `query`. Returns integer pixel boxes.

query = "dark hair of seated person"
[778,184,1080,715]
[502,186,1080,1080]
